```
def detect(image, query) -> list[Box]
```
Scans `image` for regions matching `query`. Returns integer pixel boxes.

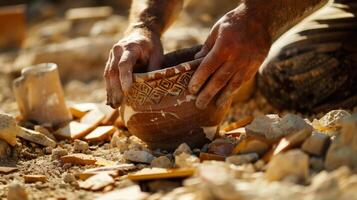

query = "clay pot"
[120,46,231,150]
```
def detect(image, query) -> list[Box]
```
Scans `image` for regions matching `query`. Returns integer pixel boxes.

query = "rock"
[173,143,192,156]
[199,152,225,162]
[245,114,312,140]
[232,137,270,156]
[175,153,199,168]
[43,146,53,154]
[310,157,325,172]
[0,113,20,146]
[24,175,47,183]
[313,110,351,133]
[325,114,357,170]
[60,153,97,165]
[95,185,148,200]
[110,133,128,152]
[151,156,173,168]
[302,132,330,156]
[0,166,17,174]
[0,139,11,159]
[208,138,236,156]
[79,173,114,191]
[266,150,309,182]
[51,148,68,161]
[62,172,76,183]
[7,182,28,200]
[84,126,116,142]
[17,127,56,148]
[123,150,155,164]
[34,125,56,141]
[73,139,89,152]
[226,153,259,165]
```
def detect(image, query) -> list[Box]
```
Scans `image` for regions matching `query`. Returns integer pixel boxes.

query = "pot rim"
[133,58,203,82]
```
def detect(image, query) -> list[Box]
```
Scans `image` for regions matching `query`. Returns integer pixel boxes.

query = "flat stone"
[273,129,312,155]
[325,114,357,170]
[7,182,28,200]
[0,166,17,174]
[17,127,56,147]
[95,185,148,200]
[54,121,93,139]
[151,156,173,168]
[199,152,225,162]
[208,138,236,156]
[226,153,259,165]
[245,114,312,140]
[175,153,200,168]
[83,126,116,142]
[79,164,136,180]
[266,150,309,182]
[79,173,114,191]
[60,153,97,165]
[0,113,21,146]
[232,137,270,156]
[302,132,330,156]
[0,139,11,159]
[127,168,195,181]
[123,150,155,164]
[73,139,89,152]
[24,175,47,183]
[173,143,192,156]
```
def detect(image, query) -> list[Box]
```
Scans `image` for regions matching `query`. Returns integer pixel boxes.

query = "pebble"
[151,156,173,168]
[123,150,155,164]
[110,134,128,152]
[43,146,53,155]
[173,143,192,156]
[175,153,199,168]
[266,150,309,182]
[7,182,28,200]
[0,113,20,146]
[226,153,259,165]
[232,137,270,156]
[325,114,357,170]
[208,138,236,156]
[73,139,89,152]
[245,114,312,140]
[314,110,351,131]
[0,139,11,159]
[51,148,68,161]
[62,172,76,183]
[79,173,114,191]
[302,132,330,156]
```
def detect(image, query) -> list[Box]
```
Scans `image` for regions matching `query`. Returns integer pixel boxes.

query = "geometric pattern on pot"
[128,71,194,105]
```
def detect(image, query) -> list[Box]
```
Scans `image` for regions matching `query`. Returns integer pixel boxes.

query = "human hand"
[104,28,163,108]
[188,5,271,109]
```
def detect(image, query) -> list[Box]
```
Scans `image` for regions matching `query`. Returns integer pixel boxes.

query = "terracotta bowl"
[120,45,231,150]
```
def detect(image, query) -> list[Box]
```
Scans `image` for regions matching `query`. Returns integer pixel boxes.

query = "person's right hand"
[104,28,163,108]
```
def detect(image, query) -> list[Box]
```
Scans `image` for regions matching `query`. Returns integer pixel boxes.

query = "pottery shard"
[232,137,270,156]
[24,175,47,183]
[7,182,28,200]
[60,153,97,165]
[79,164,136,180]
[69,103,118,124]
[302,132,330,156]
[95,185,148,200]
[151,156,173,168]
[0,113,21,146]
[325,114,357,170]
[79,173,114,191]
[55,121,92,139]
[123,150,155,164]
[127,168,195,181]
[245,114,312,140]
[0,166,17,174]
[199,152,225,162]
[173,143,192,156]
[226,153,259,166]
[266,150,309,182]
[17,127,56,147]
[84,126,116,142]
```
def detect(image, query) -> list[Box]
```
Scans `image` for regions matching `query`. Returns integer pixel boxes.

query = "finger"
[148,49,164,71]
[118,50,139,93]
[108,47,123,108]
[104,52,114,106]
[188,40,225,94]
[195,61,235,110]
[195,26,218,59]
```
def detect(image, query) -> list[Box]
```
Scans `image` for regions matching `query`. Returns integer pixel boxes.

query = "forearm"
[246,0,329,43]
[128,0,184,36]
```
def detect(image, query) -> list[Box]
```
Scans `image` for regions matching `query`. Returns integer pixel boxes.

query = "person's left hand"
[188,5,271,109]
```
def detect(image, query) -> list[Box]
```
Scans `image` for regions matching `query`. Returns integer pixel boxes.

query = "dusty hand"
[104,28,163,108]
[188,5,271,109]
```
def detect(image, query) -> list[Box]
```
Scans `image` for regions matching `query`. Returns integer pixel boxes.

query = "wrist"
[126,21,161,37]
